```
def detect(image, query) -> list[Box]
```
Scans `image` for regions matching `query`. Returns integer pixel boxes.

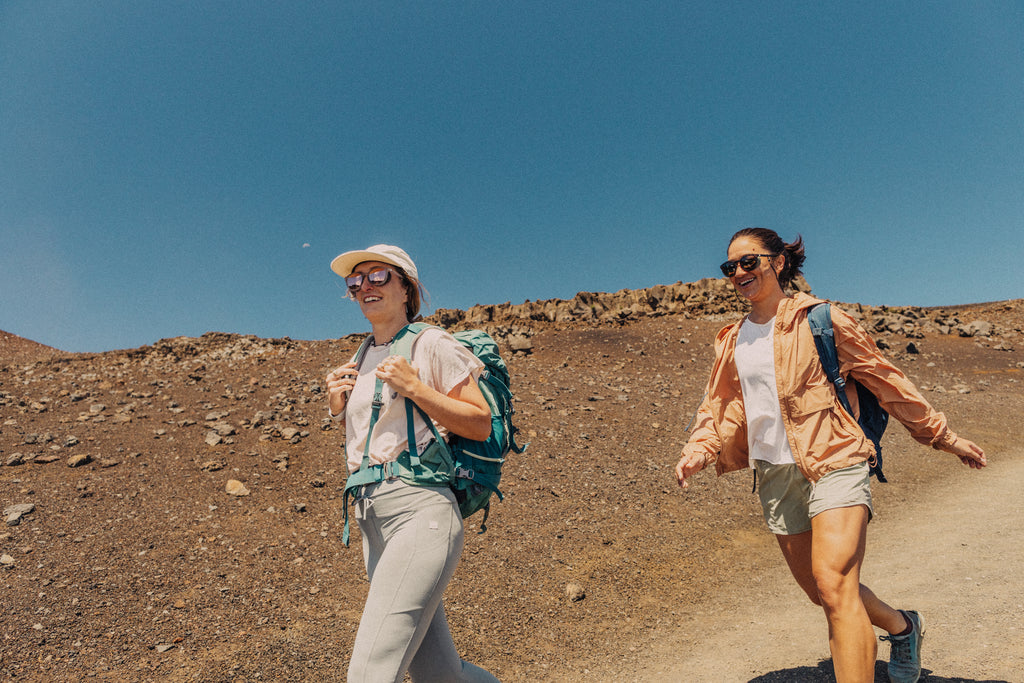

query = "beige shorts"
[754,460,873,535]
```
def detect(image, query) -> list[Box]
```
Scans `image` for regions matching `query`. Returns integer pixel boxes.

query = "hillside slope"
[1,293,1022,681]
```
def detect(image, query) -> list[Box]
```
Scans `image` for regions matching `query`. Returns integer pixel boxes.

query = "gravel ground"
[1,299,1021,682]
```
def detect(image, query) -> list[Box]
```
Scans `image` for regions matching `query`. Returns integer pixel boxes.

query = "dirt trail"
[620,451,1024,682]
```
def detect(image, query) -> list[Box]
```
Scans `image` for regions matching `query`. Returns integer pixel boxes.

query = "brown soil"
[1,299,1022,682]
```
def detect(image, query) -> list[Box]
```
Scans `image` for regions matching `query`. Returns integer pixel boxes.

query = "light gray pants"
[348,479,499,683]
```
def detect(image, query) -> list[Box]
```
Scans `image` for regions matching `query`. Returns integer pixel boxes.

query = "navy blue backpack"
[807,303,889,482]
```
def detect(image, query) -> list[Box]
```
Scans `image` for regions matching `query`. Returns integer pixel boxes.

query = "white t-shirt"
[344,327,484,473]
[734,316,796,466]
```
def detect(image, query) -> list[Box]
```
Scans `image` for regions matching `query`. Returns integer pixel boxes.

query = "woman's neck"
[370,318,409,346]
[747,290,788,325]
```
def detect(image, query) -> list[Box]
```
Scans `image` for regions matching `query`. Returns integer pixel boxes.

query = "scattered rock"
[565,582,586,602]
[210,421,236,437]
[225,480,250,497]
[508,334,534,354]
[4,503,35,526]
[67,453,92,468]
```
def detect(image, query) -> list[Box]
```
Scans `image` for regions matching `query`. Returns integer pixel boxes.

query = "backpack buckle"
[455,466,474,480]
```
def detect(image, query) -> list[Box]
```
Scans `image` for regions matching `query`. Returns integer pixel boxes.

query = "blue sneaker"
[880,610,924,683]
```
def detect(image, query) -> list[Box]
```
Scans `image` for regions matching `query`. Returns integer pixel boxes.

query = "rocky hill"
[1,281,1022,681]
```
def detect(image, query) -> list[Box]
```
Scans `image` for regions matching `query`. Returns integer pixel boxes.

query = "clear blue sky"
[2,2,1021,353]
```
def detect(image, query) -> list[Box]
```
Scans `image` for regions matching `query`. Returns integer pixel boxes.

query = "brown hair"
[730,227,806,290]
[400,269,427,321]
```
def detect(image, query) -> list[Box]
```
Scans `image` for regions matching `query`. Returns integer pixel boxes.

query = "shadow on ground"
[749,660,1011,683]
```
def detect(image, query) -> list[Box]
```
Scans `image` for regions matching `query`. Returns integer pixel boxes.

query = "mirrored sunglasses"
[345,267,394,293]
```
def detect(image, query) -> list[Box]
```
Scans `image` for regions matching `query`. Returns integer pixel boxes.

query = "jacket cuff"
[930,428,957,451]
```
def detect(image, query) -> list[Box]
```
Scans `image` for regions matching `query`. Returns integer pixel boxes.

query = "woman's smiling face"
[725,236,783,303]
[350,260,409,324]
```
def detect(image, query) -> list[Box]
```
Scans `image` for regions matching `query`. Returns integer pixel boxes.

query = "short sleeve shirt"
[344,327,483,473]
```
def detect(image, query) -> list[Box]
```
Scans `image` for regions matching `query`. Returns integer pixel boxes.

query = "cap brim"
[330,250,405,278]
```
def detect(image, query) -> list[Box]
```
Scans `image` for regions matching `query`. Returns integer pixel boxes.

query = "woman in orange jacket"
[675,228,986,683]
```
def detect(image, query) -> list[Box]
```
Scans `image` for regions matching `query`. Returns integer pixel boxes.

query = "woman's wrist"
[328,396,346,420]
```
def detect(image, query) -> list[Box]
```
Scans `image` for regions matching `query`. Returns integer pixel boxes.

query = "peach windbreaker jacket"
[683,292,959,482]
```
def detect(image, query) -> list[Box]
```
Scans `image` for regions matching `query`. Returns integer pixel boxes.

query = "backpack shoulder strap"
[807,303,855,417]
[388,321,438,361]
[386,322,448,467]
[349,334,374,368]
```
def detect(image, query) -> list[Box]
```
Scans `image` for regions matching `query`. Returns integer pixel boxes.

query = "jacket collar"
[770,292,825,332]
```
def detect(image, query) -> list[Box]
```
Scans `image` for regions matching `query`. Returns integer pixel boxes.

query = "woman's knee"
[812,567,859,612]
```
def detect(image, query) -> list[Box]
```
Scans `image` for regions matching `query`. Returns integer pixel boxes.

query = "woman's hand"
[675,452,708,489]
[326,361,358,416]
[950,437,987,469]
[377,355,491,442]
[374,355,421,398]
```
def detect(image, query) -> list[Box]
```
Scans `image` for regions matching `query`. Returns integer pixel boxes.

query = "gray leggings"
[348,479,499,683]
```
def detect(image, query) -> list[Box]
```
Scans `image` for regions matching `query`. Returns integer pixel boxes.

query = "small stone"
[0,554,14,566]
[5,503,35,527]
[211,421,236,437]
[225,480,250,497]
[67,453,92,468]
[565,582,586,602]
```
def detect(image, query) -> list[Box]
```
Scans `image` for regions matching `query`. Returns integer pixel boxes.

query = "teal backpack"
[340,322,526,545]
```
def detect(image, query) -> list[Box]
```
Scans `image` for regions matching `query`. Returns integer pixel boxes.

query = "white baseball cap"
[330,244,418,280]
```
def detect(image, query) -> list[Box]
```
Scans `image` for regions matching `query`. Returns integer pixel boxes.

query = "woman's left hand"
[374,355,421,398]
[950,437,987,469]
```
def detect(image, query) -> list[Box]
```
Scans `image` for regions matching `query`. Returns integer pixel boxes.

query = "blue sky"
[2,2,1021,353]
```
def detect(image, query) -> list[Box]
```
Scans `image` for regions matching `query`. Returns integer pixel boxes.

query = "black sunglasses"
[720,253,777,277]
[345,267,395,293]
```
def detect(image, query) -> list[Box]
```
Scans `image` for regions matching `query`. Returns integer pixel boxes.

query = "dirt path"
[626,451,1024,682]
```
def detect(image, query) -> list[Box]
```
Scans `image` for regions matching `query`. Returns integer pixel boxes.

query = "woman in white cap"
[325,244,499,682]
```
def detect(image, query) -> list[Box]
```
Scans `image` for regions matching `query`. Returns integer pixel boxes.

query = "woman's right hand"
[950,437,987,469]
[326,361,358,416]
[675,452,708,489]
